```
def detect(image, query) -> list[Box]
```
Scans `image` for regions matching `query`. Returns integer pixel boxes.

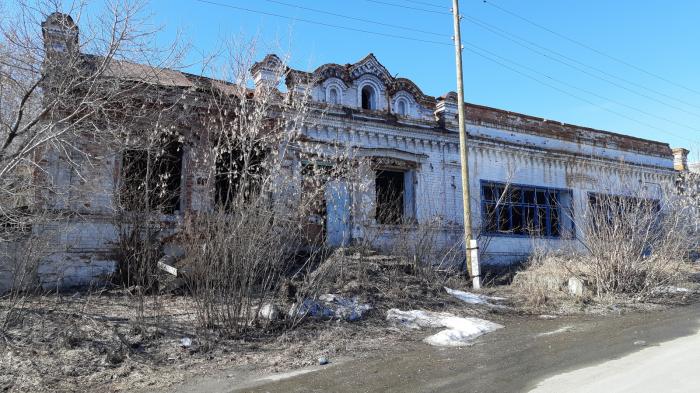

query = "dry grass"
[0,290,420,393]
[0,247,483,393]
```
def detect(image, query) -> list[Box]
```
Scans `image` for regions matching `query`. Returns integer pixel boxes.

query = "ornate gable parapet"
[285,69,313,89]
[312,63,351,84]
[251,54,288,90]
[390,78,435,109]
[435,92,459,131]
[250,54,285,76]
[348,53,393,85]
[288,53,437,116]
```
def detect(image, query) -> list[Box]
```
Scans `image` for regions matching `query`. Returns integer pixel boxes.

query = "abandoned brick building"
[5,13,690,290]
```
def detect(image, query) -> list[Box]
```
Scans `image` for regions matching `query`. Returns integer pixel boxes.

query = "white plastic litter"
[386,309,503,347]
[445,287,505,306]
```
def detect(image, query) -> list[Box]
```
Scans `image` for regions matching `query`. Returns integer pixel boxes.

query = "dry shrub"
[515,185,698,303]
[299,246,456,314]
[387,216,464,281]
[512,251,577,307]
[178,204,304,334]
[0,231,49,330]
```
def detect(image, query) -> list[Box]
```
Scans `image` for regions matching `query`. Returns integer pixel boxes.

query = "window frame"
[479,180,573,239]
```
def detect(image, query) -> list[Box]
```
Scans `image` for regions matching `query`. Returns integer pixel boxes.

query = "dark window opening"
[214,146,266,210]
[361,85,375,110]
[481,181,573,238]
[588,193,660,229]
[299,163,333,244]
[376,170,404,224]
[121,139,183,214]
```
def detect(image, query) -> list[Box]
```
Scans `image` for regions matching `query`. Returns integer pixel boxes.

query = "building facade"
[6,15,686,289]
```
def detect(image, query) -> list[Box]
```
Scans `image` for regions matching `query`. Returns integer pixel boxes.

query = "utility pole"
[451,0,480,289]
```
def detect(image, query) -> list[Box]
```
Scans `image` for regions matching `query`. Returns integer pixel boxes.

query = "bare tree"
[0,0,182,322]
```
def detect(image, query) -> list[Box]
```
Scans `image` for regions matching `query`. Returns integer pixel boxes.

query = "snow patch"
[445,287,505,306]
[386,309,503,347]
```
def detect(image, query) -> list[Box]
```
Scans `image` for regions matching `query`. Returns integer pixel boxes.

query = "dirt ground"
[0,291,423,393]
[1,257,697,393]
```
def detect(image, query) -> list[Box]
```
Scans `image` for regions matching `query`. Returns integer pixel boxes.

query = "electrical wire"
[362,0,451,15]
[194,0,699,143]
[194,0,452,46]
[403,0,448,10]
[356,0,700,117]
[262,0,447,37]
[358,0,700,115]
[483,0,700,97]
[464,15,700,114]
[463,42,700,142]
[464,43,698,143]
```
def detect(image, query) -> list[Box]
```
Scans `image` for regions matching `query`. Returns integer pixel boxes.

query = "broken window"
[361,85,376,110]
[120,138,183,214]
[214,145,267,210]
[481,181,573,238]
[376,169,411,225]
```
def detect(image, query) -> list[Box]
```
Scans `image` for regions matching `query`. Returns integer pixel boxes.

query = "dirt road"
[170,302,700,393]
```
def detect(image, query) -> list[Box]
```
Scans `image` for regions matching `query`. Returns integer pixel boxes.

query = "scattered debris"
[258,303,280,321]
[386,309,503,347]
[157,260,178,276]
[318,357,329,366]
[568,277,587,297]
[180,337,192,348]
[291,294,371,322]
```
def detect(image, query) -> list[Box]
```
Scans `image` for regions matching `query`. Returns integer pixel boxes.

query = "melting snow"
[445,287,505,306]
[386,309,503,347]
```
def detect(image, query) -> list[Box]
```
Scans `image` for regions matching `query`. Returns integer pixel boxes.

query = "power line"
[462,41,700,141]
[463,15,700,119]
[362,0,451,15]
[194,0,452,46]
[282,0,700,118]
[262,0,447,37]
[403,0,448,10]
[194,0,698,144]
[483,0,700,97]
[464,15,700,113]
[462,43,699,144]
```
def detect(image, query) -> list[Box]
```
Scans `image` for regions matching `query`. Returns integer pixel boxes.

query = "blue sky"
[69,1,700,158]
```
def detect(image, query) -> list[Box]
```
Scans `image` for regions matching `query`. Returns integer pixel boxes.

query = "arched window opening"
[328,87,339,104]
[397,100,407,116]
[361,85,375,110]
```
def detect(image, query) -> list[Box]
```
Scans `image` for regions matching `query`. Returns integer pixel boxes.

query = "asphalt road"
[171,302,700,393]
